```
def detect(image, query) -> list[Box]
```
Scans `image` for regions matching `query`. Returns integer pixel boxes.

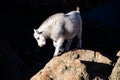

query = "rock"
[30,50,89,80]
[30,49,112,80]
[62,49,112,65]
[109,51,120,80]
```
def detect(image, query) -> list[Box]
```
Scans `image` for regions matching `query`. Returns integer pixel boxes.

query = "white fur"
[33,7,82,56]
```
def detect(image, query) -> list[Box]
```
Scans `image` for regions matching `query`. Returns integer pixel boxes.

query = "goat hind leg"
[77,34,82,48]
[65,39,73,51]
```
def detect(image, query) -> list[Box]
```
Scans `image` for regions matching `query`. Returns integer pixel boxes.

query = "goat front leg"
[53,40,57,47]
[53,40,64,52]
[53,38,64,57]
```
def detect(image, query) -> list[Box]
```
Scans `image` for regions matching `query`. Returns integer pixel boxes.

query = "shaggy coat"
[34,7,82,56]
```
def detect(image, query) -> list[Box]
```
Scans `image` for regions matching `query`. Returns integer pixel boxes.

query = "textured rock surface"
[30,52,89,80]
[109,51,120,80]
[30,49,112,80]
[62,49,112,65]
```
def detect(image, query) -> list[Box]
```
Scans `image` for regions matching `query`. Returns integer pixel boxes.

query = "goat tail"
[76,7,80,12]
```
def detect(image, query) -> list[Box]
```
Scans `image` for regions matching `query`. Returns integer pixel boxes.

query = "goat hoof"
[53,55,58,57]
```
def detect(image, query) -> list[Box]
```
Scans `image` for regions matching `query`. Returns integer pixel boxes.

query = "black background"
[0,0,119,80]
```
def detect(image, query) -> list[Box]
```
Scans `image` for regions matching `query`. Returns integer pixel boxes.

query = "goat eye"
[38,32,43,34]
[37,37,40,40]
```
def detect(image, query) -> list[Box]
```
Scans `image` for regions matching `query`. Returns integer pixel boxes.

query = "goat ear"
[34,29,43,34]
[34,29,36,32]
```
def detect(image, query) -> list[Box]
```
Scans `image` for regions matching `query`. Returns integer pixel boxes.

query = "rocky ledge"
[30,49,120,80]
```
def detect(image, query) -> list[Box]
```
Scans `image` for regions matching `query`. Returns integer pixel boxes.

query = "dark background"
[0,0,120,80]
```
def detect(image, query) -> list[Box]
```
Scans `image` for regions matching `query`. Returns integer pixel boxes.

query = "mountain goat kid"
[33,7,82,56]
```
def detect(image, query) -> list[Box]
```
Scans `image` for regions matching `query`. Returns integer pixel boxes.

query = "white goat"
[33,7,82,56]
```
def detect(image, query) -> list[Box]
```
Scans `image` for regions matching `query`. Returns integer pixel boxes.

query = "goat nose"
[37,42,41,47]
